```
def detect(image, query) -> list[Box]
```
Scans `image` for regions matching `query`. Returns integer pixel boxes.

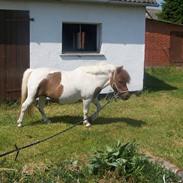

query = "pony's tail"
[20,69,33,115]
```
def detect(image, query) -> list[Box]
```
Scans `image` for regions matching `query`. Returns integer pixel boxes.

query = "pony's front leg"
[83,99,92,127]
[91,98,101,121]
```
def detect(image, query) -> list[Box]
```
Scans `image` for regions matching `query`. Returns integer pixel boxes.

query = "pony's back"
[78,62,116,75]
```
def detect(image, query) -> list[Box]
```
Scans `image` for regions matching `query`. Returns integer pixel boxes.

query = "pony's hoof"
[42,119,51,123]
[83,120,88,125]
[46,119,51,123]
[17,123,22,128]
[85,123,91,127]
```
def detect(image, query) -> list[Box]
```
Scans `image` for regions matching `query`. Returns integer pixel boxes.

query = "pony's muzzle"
[119,91,130,100]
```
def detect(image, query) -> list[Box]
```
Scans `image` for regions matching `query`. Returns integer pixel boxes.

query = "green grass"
[0,67,183,182]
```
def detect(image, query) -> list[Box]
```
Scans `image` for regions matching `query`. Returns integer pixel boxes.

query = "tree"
[158,0,183,24]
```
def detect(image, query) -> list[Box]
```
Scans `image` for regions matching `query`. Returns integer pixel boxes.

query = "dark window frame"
[62,23,101,54]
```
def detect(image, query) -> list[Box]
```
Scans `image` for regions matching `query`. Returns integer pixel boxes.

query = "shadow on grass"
[32,115,146,128]
[144,72,177,92]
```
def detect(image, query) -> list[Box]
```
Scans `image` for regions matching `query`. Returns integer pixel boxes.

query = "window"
[62,23,101,53]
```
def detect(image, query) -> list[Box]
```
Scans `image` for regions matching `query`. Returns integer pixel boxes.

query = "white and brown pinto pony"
[17,63,130,127]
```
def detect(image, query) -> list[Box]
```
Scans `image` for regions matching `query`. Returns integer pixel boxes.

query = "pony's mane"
[121,69,131,83]
[79,62,116,75]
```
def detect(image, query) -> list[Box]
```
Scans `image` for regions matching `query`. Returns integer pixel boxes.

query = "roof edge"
[109,0,158,7]
[64,0,159,7]
[146,18,183,27]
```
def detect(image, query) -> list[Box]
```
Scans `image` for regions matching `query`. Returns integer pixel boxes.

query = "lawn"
[0,67,183,181]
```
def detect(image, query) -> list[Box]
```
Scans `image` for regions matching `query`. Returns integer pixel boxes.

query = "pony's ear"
[116,66,123,73]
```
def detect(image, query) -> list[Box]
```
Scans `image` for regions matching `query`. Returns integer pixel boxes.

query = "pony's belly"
[59,92,81,104]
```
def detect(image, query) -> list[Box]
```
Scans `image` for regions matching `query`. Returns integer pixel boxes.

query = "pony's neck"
[101,70,115,90]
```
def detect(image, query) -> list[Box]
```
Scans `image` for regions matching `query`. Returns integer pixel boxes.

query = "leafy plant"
[88,141,181,182]
[88,141,146,181]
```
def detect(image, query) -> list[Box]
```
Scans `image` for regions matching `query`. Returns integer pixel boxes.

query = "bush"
[88,141,146,181]
[88,141,180,183]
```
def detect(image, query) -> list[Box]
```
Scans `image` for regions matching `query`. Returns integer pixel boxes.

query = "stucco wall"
[0,1,146,91]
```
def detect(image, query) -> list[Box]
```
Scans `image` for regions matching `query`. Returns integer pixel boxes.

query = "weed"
[88,141,180,183]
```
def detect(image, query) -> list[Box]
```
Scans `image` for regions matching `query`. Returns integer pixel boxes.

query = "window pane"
[62,24,79,52]
[82,24,97,51]
[62,23,98,53]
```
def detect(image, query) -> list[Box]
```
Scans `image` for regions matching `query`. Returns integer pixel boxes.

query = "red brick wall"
[145,19,183,67]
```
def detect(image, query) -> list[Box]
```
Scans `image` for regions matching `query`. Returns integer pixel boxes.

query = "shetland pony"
[17,62,130,127]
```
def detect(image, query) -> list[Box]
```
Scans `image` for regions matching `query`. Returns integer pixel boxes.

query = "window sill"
[60,53,105,57]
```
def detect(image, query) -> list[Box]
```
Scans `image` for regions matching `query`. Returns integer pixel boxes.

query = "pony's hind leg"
[36,96,50,123]
[17,96,34,127]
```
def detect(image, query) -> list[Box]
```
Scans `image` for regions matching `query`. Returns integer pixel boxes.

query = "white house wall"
[0,1,146,91]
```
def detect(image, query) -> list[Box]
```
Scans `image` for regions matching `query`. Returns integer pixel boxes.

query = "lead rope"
[0,92,116,161]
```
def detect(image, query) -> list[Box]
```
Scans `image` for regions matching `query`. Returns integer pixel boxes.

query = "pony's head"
[110,66,130,100]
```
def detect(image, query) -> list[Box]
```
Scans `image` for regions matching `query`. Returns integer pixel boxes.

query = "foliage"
[88,141,180,182]
[158,0,183,24]
[88,141,145,181]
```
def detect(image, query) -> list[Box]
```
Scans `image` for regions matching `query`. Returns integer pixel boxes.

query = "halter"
[110,70,129,95]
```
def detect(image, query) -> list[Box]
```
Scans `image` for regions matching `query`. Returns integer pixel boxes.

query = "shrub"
[88,141,180,182]
[88,141,146,181]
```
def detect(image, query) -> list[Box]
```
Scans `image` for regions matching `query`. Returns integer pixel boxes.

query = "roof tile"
[111,0,157,6]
